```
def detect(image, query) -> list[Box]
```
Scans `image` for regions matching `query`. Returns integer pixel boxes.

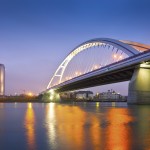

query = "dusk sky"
[0,0,150,95]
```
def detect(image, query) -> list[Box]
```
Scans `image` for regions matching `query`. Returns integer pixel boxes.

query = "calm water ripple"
[0,102,150,150]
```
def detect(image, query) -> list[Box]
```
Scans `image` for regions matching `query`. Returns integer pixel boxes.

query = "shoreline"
[0,99,127,103]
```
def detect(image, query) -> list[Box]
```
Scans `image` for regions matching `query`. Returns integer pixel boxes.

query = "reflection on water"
[54,105,87,149]
[45,103,57,149]
[0,102,150,150]
[44,103,135,150]
[24,103,36,150]
[45,104,101,149]
[106,108,133,150]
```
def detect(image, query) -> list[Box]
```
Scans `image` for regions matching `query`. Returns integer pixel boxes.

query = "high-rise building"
[0,64,5,95]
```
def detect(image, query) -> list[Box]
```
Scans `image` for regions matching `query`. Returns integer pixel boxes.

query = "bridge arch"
[47,38,147,89]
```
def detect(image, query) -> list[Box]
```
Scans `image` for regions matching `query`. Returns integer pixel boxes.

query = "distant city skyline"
[0,0,150,95]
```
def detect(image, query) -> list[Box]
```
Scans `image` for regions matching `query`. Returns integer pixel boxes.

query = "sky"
[0,0,150,95]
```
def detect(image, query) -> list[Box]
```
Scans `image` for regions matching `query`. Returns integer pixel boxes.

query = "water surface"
[0,102,150,150]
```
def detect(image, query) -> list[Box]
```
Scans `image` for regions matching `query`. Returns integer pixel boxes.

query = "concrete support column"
[128,63,150,104]
[42,89,60,102]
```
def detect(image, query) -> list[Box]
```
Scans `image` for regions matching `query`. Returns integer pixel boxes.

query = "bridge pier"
[128,63,150,104]
[42,89,60,102]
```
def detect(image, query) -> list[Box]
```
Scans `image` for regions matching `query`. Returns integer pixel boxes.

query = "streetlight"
[113,54,117,58]
[75,72,78,75]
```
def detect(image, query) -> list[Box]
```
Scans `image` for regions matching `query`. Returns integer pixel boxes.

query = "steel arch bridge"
[47,38,150,89]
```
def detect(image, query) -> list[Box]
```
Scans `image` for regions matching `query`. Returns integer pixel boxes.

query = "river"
[0,102,150,150]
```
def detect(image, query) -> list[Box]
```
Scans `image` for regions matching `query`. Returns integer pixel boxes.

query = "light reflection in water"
[43,104,150,150]
[45,104,102,149]
[96,102,100,108]
[89,112,101,150]
[112,102,116,107]
[55,106,86,149]
[106,108,133,150]
[1,103,150,149]
[45,103,57,149]
[24,103,36,150]
[28,103,32,109]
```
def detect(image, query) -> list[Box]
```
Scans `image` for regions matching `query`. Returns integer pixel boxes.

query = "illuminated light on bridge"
[49,89,54,94]
[140,62,150,67]
[49,89,54,100]
[93,65,98,70]
[75,72,78,76]
[50,95,54,100]
[48,89,60,101]
[113,54,117,58]
[79,72,82,75]
[119,55,123,59]
[113,54,124,62]
[75,71,82,76]
[45,38,150,104]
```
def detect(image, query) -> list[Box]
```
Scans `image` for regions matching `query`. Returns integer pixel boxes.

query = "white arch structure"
[47,38,150,89]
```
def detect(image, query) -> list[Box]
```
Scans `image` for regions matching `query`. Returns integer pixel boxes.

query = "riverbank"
[0,96,127,103]
[0,96,41,103]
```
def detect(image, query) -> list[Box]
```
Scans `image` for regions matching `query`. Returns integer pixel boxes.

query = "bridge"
[43,38,150,104]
